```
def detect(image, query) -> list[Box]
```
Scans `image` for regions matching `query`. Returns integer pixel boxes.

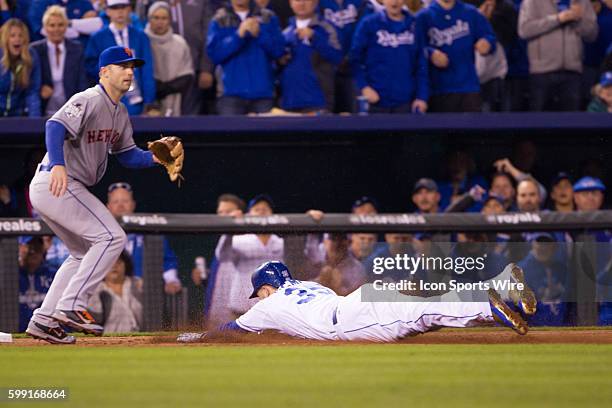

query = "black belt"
[332,307,338,325]
[38,164,53,172]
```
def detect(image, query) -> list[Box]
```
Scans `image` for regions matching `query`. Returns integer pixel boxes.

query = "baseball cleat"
[26,320,76,344]
[52,310,103,336]
[488,288,528,335]
[506,263,537,316]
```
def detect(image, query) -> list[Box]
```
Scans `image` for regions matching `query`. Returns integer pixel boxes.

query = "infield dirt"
[6,328,612,347]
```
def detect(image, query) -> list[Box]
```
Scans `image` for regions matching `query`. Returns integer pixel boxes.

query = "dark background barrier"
[1,114,612,215]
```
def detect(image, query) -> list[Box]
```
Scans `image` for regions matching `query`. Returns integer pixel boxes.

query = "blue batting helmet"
[249,261,292,298]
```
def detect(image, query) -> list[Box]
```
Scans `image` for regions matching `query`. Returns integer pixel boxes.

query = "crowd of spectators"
[1,0,611,117]
[8,142,612,331]
[194,160,610,327]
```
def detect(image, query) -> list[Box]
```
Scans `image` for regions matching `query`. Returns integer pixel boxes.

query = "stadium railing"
[1,210,611,332]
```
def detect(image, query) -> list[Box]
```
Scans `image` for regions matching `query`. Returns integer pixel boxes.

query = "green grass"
[2,344,612,408]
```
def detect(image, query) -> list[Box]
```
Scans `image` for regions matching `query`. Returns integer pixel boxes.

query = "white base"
[0,332,13,343]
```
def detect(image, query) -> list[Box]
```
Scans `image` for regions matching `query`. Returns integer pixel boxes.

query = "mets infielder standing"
[26,46,161,344]
[179,261,537,343]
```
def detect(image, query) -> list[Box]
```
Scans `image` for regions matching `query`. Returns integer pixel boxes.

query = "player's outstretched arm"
[115,147,158,169]
[176,321,250,343]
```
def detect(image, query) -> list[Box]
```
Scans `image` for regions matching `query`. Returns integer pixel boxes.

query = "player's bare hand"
[307,209,324,222]
[361,86,380,104]
[177,332,207,343]
[0,184,10,204]
[297,27,314,41]
[198,72,214,89]
[164,281,182,295]
[430,49,449,68]
[474,38,491,55]
[40,85,54,100]
[412,99,428,113]
[49,165,68,197]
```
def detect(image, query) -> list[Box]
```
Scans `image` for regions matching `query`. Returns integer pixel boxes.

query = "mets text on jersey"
[86,129,121,144]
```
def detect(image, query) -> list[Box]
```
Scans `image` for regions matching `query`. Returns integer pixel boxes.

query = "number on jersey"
[283,282,334,304]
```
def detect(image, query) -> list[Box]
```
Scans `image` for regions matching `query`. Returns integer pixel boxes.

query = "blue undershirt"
[45,121,66,167]
[45,121,155,169]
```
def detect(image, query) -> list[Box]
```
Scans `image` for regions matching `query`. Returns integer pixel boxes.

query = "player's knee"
[102,227,127,251]
[113,229,128,249]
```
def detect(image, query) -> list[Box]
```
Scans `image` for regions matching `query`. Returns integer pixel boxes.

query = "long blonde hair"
[1,18,33,89]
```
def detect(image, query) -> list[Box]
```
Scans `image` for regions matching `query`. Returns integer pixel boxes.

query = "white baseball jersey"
[236,281,494,342]
[236,280,340,340]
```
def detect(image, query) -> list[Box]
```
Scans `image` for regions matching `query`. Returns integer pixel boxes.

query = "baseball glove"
[148,136,184,186]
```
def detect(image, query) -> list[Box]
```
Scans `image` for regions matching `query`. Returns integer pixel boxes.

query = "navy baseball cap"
[413,178,438,194]
[352,196,378,211]
[98,46,145,70]
[551,171,572,188]
[600,71,612,87]
[573,176,606,192]
[247,194,275,211]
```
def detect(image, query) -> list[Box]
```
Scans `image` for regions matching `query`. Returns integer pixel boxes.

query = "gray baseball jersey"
[28,84,138,327]
[42,85,136,186]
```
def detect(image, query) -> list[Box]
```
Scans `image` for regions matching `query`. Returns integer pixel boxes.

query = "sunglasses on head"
[108,182,133,194]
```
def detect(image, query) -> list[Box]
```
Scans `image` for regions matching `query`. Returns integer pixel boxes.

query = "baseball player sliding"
[26,46,183,344]
[179,261,537,343]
